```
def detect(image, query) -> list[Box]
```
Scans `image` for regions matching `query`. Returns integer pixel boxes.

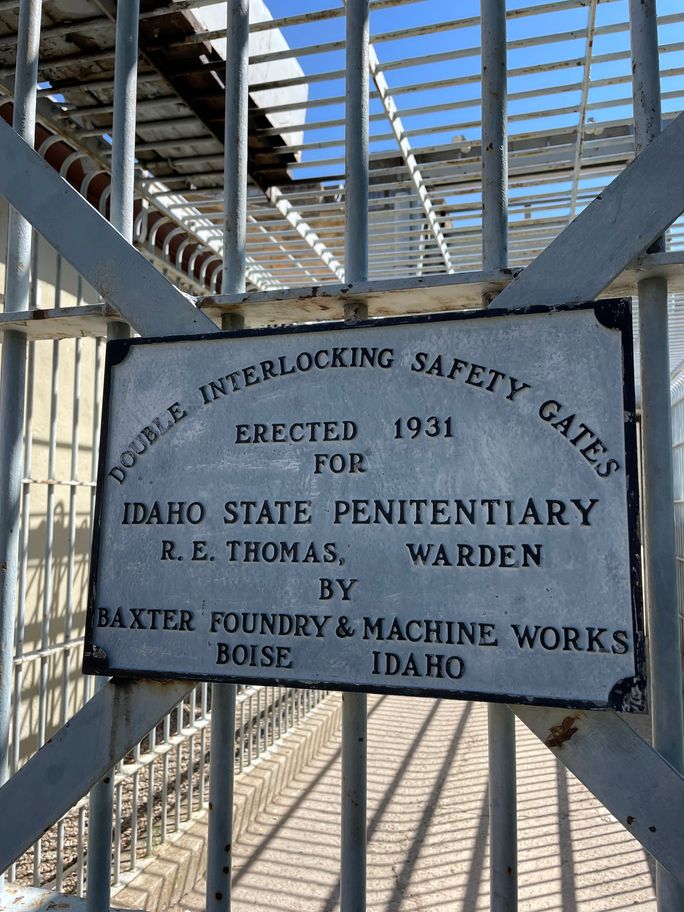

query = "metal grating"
[0,0,681,296]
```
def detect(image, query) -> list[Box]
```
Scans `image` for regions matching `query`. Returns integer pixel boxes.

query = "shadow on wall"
[13,500,94,768]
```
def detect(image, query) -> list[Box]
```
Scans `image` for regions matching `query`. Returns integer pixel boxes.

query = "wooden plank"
[0,304,111,339]
[4,253,684,339]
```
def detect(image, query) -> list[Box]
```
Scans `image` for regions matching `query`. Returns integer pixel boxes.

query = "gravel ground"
[10,686,327,896]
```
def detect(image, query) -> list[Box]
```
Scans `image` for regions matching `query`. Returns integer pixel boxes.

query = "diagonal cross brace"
[3,680,684,882]
[3,91,684,884]
[511,704,684,887]
[0,116,216,336]
[494,106,684,886]
[0,114,219,877]
[0,678,192,873]
[492,110,684,310]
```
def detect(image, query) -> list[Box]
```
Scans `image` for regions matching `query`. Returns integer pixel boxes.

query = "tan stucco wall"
[1,195,105,764]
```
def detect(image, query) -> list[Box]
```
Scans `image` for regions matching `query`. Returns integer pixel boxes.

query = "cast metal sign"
[84,301,643,709]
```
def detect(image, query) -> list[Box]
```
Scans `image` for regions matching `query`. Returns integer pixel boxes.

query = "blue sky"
[262,0,684,183]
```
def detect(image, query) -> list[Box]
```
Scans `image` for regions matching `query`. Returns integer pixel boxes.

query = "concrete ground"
[172,695,656,912]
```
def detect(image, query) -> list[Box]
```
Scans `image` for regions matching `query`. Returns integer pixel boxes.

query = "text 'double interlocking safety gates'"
[84,302,643,710]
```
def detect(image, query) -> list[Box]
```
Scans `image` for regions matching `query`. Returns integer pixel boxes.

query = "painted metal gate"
[1,2,684,911]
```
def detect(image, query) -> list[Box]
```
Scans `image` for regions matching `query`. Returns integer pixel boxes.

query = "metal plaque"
[84,301,643,710]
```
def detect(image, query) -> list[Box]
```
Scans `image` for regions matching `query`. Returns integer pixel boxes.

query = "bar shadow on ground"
[176,696,657,912]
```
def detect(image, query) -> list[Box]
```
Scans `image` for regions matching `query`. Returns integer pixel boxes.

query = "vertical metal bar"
[56,317,79,890]
[55,823,64,892]
[63,326,82,721]
[341,4,369,910]
[206,685,236,912]
[82,333,103,712]
[265,687,270,747]
[631,0,664,165]
[269,687,275,746]
[32,290,58,884]
[630,4,684,910]
[481,0,508,278]
[34,225,62,892]
[174,702,182,832]
[341,696,367,912]
[271,688,275,738]
[187,688,196,818]
[481,3,518,911]
[130,742,140,868]
[247,692,253,765]
[205,2,247,908]
[487,705,517,910]
[199,683,208,808]
[161,715,170,842]
[86,680,115,896]
[146,727,156,855]
[109,0,139,242]
[9,238,37,886]
[218,0,247,336]
[0,1,41,892]
[87,1,139,905]
[255,688,261,758]
[344,0,369,292]
[77,803,87,896]
[222,0,248,298]
[112,763,123,885]
[239,698,245,773]
[43,257,63,891]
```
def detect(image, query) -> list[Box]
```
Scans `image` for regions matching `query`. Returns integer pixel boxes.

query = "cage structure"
[1,1,684,911]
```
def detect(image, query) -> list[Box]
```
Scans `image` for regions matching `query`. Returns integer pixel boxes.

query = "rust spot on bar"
[545,714,580,749]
